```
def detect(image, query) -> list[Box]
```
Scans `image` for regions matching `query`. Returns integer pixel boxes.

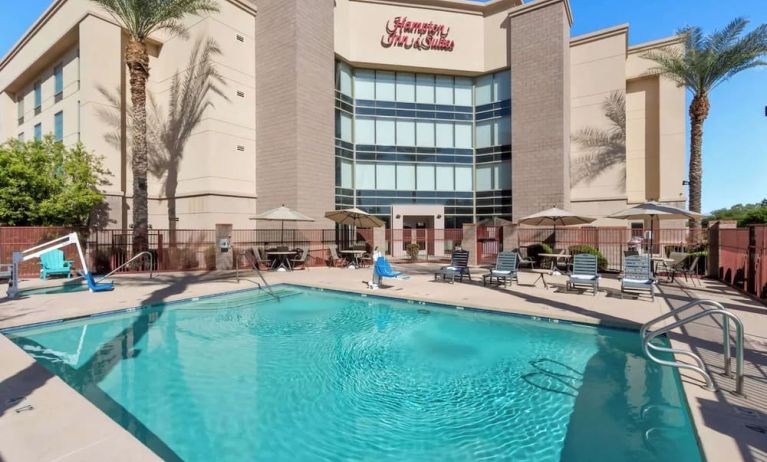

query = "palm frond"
[90,0,219,40]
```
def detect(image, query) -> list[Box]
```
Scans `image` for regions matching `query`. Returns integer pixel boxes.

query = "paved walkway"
[1,265,766,461]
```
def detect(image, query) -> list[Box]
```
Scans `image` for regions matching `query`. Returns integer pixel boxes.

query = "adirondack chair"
[483,251,519,287]
[566,253,600,296]
[39,249,73,280]
[435,250,472,283]
[620,255,655,301]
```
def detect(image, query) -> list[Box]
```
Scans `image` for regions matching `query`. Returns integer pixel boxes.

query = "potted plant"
[406,243,420,261]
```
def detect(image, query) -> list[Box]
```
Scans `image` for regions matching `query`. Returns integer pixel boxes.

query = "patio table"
[340,250,365,269]
[538,253,572,272]
[266,250,296,271]
[530,268,553,289]
[651,256,675,281]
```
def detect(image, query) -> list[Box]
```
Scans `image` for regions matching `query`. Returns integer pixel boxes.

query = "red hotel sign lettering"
[381,17,455,52]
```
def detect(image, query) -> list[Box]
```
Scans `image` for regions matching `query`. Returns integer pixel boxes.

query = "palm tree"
[642,18,767,227]
[91,0,218,249]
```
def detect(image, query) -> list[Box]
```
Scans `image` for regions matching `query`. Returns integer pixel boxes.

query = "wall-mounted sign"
[381,17,455,52]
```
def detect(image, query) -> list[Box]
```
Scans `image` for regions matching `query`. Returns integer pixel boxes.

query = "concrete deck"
[1,264,766,461]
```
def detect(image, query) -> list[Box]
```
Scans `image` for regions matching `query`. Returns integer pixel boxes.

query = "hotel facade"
[0,0,687,230]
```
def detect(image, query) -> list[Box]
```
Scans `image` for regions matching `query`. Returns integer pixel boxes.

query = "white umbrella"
[608,202,704,254]
[325,208,385,228]
[518,207,596,248]
[250,204,314,245]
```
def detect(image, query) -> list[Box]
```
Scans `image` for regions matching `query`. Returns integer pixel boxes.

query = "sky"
[1,0,765,213]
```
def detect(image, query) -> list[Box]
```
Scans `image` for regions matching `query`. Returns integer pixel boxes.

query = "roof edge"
[349,0,523,16]
[628,34,685,54]
[508,0,573,27]
[570,23,629,47]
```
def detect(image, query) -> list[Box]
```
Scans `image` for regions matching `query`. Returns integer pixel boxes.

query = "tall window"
[54,111,64,141]
[34,123,42,141]
[16,95,24,123]
[34,81,42,112]
[18,133,24,142]
[54,64,64,98]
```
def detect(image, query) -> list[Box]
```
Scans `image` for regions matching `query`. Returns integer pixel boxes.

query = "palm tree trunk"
[127,38,150,252]
[688,93,710,229]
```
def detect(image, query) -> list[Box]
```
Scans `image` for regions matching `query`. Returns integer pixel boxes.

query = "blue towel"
[374,257,405,279]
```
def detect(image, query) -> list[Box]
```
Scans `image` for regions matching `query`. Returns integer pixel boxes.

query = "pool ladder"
[96,251,154,282]
[641,299,744,395]
[235,249,280,301]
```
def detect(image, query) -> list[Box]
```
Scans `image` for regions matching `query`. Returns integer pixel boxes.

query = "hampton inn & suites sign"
[381,17,455,52]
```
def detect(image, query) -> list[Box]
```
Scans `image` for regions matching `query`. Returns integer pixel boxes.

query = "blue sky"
[1,0,765,212]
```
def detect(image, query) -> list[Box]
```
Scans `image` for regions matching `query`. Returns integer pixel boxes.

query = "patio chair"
[566,253,600,296]
[327,245,348,268]
[482,251,519,287]
[517,247,535,269]
[290,246,310,270]
[250,247,272,271]
[434,250,472,283]
[671,254,701,286]
[620,255,655,301]
[39,250,73,280]
[656,252,688,282]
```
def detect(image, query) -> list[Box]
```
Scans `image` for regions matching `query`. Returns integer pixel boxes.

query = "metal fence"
[385,228,464,259]
[714,225,766,300]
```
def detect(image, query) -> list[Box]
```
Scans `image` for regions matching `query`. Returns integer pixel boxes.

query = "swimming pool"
[6,285,702,461]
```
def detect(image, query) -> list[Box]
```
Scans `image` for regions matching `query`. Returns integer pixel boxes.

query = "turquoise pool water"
[7,286,702,461]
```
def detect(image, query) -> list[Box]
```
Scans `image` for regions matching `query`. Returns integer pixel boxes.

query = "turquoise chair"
[39,250,74,280]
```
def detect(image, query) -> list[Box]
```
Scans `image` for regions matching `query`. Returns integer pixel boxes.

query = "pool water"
[7,286,702,461]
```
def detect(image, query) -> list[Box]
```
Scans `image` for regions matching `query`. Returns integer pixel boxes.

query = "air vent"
[236,90,245,98]
[236,34,245,42]
[236,145,245,152]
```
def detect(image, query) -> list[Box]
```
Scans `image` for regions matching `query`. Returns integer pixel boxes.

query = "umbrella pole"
[281,220,284,247]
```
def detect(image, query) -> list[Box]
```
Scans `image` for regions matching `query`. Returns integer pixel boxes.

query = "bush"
[568,245,608,272]
[406,243,420,260]
[526,243,553,264]
[205,245,217,270]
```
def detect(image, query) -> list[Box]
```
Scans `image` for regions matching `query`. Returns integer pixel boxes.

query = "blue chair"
[621,255,655,301]
[369,257,408,289]
[39,250,73,280]
[566,253,600,296]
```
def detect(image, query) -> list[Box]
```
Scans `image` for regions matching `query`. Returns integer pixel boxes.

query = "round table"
[266,250,296,271]
[340,250,365,269]
[530,268,554,289]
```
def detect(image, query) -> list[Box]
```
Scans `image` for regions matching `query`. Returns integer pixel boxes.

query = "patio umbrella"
[608,202,705,254]
[250,204,314,245]
[518,207,596,248]
[476,217,513,227]
[324,208,385,228]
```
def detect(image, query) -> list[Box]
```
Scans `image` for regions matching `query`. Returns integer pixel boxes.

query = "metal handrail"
[236,249,280,301]
[641,299,745,395]
[96,251,154,282]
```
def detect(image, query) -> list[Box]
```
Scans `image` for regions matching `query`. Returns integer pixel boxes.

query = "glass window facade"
[34,123,42,141]
[335,65,511,227]
[34,82,42,110]
[54,64,64,95]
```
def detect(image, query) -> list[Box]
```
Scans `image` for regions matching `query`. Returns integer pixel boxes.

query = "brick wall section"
[509,0,572,222]
[255,0,336,227]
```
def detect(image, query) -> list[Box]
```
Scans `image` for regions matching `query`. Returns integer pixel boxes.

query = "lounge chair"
[656,252,688,282]
[517,247,535,269]
[620,255,655,301]
[566,253,600,296]
[435,250,471,283]
[0,263,11,281]
[40,250,73,280]
[290,246,310,270]
[327,245,348,267]
[483,251,519,287]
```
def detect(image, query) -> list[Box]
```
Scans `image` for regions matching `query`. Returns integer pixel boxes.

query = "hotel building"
[0,0,687,230]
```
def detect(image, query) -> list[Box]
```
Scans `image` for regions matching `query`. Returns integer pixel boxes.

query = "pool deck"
[1,264,766,461]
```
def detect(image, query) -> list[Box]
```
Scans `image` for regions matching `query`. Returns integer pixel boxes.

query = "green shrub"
[568,245,608,272]
[406,243,420,260]
[526,243,553,264]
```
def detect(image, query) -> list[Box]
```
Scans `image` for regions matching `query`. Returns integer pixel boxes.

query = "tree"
[90,0,218,249]
[642,18,767,227]
[707,199,767,226]
[0,138,110,227]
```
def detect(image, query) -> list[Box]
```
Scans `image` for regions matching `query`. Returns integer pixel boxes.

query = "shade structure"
[249,205,315,244]
[324,208,385,228]
[518,207,596,248]
[608,202,705,254]
[518,207,596,227]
